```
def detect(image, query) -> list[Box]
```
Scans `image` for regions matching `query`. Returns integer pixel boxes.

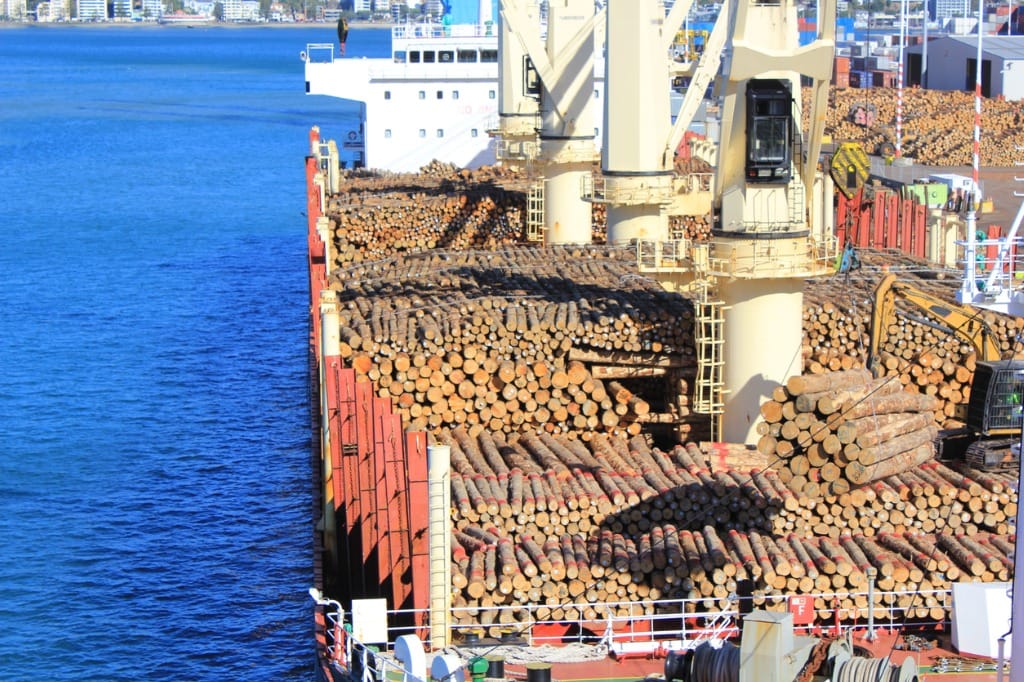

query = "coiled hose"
[665,641,740,682]
[835,656,918,682]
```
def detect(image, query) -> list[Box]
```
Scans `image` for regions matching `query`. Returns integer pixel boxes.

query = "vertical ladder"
[693,284,726,442]
[526,182,544,242]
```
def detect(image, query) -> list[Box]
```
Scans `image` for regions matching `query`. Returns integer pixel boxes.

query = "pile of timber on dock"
[758,368,940,495]
[444,428,1016,632]
[807,87,1024,166]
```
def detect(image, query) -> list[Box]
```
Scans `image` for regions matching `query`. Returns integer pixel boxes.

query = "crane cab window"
[745,78,792,183]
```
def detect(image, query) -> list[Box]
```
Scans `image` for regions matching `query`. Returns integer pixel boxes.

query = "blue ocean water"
[0,24,387,681]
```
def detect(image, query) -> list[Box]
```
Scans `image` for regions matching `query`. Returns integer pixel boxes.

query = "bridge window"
[437,90,443,99]
[437,129,444,138]
[419,90,426,99]
[394,51,406,63]
[419,129,426,138]
[481,49,498,63]
[384,91,391,100]
[409,51,421,63]
[489,90,496,99]
[439,50,454,63]
[471,129,478,137]
[422,51,436,63]
[745,78,793,183]
[384,129,392,138]
[458,49,478,62]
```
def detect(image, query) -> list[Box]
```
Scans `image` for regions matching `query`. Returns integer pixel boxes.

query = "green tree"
[213,1,223,19]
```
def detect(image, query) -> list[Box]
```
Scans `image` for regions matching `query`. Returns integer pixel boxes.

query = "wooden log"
[846,437,936,486]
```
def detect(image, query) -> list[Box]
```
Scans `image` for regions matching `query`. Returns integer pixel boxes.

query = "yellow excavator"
[869,272,1024,469]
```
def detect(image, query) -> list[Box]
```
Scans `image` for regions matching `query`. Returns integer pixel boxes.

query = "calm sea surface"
[0,24,387,680]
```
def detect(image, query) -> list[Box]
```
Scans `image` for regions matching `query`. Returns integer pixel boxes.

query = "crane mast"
[634,0,837,444]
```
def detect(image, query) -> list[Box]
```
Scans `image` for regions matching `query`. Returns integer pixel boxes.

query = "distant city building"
[3,0,27,19]
[221,0,259,20]
[77,0,104,19]
[185,0,216,16]
[352,0,371,12]
[111,0,131,19]
[930,0,968,21]
[140,0,164,19]
[36,0,69,20]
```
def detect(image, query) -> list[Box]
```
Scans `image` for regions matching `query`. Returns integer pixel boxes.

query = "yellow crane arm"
[869,273,1003,374]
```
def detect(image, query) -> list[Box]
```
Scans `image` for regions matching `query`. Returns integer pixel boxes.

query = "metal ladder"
[526,182,544,242]
[692,279,726,442]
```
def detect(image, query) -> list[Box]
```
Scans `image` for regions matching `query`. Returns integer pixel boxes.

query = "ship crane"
[631,0,837,444]
[499,0,605,245]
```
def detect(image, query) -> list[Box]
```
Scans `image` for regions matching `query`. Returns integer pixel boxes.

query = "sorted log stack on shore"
[442,427,1017,631]
[758,368,940,495]
[807,86,1024,167]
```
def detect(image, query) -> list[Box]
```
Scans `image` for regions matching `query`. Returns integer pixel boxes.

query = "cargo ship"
[302,1,610,172]
[304,1,1024,681]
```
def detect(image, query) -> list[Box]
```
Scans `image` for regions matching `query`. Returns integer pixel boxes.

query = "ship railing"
[957,236,1024,300]
[636,233,837,279]
[677,173,714,195]
[440,595,742,654]
[318,586,953,669]
[304,43,336,64]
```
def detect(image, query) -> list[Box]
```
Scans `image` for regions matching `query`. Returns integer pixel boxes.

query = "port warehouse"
[304,130,1022,651]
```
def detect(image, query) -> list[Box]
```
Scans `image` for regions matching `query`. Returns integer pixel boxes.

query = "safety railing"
[313,586,955,674]
[958,236,1024,296]
[636,235,837,278]
[304,43,337,64]
[677,173,714,195]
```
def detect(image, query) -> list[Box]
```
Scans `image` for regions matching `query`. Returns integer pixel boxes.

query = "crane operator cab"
[745,79,793,184]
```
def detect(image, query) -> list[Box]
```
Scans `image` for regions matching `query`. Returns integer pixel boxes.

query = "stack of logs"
[801,265,1023,427]
[804,86,1024,166]
[757,368,940,495]
[445,427,1016,630]
[319,168,1024,633]
[325,246,704,439]
[324,168,712,266]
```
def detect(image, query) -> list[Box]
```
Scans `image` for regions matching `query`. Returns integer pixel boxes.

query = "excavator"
[868,272,1024,470]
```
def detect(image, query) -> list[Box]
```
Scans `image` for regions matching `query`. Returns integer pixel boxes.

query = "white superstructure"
[304,18,607,173]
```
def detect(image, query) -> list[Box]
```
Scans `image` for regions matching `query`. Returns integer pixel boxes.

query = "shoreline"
[0,19,392,29]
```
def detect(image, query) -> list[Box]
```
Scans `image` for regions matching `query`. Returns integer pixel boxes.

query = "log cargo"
[320,166,1022,634]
